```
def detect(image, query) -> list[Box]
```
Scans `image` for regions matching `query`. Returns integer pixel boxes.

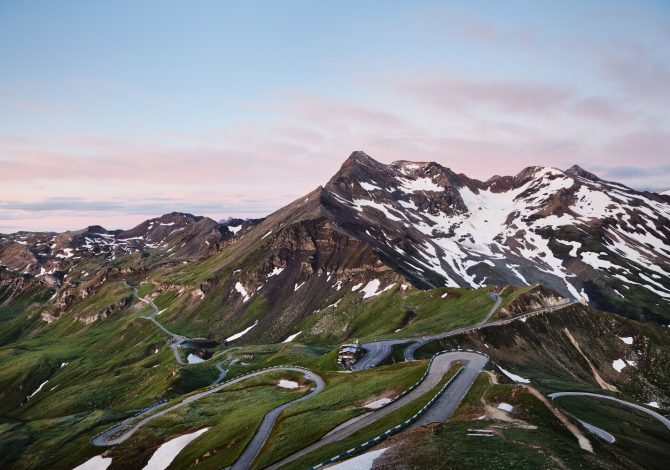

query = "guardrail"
[310,348,489,469]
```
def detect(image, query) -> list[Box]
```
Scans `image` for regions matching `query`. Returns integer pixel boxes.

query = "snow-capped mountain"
[319,152,670,321]
[0,212,259,284]
[1,151,668,328]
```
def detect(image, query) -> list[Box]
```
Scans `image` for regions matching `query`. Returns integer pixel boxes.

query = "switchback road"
[91,367,323,447]
[265,351,487,470]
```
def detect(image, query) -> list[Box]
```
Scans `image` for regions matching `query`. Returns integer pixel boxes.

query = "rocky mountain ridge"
[317,152,670,322]
[1,151,669,336]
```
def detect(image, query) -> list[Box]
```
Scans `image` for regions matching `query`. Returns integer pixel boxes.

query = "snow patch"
[646,401,660,409]
[142,428,209,470]
[187,354,205,364]
[497,365,530,384]
[268,267,284,277]
[228,224,242,234]
[277,379,299,389]
[226,320,258,342]
[282,331,301,343]
[364,397,392,409]
[398,176,443,193]
[497,403,514,412]
[618,336,633,345]
[73,455,112,470]
[234,282,250,302]
[612,359,627,372]
[360,279,381,298]
[360,181,382,192]
[359,280,394,299]
[27,380,49,399]
[327,448,389,470]
[55,248,74,259]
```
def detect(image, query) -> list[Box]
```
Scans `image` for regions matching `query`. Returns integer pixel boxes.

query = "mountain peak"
[344,151,379,166]
[565,165,600,181]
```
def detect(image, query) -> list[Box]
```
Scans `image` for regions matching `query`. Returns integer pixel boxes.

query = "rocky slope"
[319,152,670,322]
[431,303,670,407]
[1,151,669,341]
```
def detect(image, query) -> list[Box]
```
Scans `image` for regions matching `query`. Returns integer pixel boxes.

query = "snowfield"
[327,160,670,304]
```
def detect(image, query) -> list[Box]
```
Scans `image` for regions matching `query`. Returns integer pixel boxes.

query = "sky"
[1,0,669,232]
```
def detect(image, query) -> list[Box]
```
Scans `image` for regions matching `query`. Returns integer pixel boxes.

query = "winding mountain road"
[100,284,576,469]
[123,280,187,365]
[265,351,487,470]
[228,373,326,470]
[350,296,499,372]
[91,366,323,447]
[574,417,616,443]
[352,293,575,369]
[402,293,502,362]
[548,392,670,431]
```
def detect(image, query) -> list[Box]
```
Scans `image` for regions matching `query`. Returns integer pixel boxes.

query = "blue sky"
[1,1,669,231]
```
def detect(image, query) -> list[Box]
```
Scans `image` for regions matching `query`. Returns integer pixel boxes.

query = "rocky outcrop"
[498,285,566,318]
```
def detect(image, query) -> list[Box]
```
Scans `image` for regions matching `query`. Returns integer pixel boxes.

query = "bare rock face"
[498,285,566,319]
[77,296,132,325]
[313,152,670,323]
[2,151,670,336]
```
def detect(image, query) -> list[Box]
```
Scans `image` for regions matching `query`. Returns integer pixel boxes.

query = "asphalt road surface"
[350,339,408,371]
[91,367,323,447]
[575,417,616,443]
[548,392,670,431]
[403,293,502,362]
[410,352,488,427]
[350,294,501,371]
[228,373,326,470]
[123,280,187,365]
[402,297,575,362]
[265,351,487,470]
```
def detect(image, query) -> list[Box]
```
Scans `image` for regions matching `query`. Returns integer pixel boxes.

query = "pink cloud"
[2,69,668,232]
[397,74,571,114]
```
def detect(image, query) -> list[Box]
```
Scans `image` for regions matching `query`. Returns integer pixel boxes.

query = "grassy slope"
[108,371,310,470]
[298,286,495,344]
[372,373,633,469]
[271,365,462,470]
[414,304,670,403]
[253,361,426,468]
[553,395,670,469]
